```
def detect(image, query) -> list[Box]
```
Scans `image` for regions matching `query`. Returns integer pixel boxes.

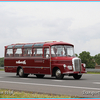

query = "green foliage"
[79,51,95,68]
[94,53,100,65]
[75,53,78,57]
[0,57,4,67]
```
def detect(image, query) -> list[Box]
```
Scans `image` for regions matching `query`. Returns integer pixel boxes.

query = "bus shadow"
[6,75,86,80]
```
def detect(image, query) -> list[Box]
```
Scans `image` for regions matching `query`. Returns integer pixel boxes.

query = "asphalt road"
[0,71,100,98]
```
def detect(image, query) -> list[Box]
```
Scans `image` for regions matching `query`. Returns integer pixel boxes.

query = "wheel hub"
[56,69,61,77]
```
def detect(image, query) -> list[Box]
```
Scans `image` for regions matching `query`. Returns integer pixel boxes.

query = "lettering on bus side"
[16,60,26,64]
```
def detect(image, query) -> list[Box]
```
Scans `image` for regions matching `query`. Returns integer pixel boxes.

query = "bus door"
[42,47,51,74]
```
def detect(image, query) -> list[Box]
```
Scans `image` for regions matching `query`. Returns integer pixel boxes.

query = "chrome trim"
[72,58,81,72]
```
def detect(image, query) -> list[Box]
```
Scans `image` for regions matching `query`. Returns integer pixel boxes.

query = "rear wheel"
[36,74,45,78]
[55,69,64,79]
[73,74,82,80]
[18,68,28,77]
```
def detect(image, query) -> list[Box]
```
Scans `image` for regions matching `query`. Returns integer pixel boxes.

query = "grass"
[0,89,80,98]
[0,69,4,71]
[87,72,100,74]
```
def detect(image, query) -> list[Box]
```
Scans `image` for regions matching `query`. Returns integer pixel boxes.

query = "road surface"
[0,71,100,98]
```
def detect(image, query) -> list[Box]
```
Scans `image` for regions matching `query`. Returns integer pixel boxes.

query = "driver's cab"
[51,45,74,57]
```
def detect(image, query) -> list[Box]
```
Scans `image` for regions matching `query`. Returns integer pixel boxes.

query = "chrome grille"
[72,58,81,71]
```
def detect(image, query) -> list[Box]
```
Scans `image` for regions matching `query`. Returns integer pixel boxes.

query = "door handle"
[43,60,44,63]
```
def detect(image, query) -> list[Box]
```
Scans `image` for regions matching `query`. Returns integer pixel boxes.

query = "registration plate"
[78,73,82,75]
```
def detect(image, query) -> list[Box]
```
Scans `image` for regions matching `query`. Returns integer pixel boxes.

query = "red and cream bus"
[4,41,86,79]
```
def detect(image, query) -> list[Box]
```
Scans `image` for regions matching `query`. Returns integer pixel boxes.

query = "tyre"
[55,69,64,79]
[36,74,45,78]
[18,68,28,77]
[73,74,82,80]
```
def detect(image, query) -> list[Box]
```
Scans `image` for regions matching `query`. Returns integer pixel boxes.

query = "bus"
[4,41,86,79]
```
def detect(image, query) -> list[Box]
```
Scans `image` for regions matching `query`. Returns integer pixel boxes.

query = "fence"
[86,68,100,72]
[0,67,4,69]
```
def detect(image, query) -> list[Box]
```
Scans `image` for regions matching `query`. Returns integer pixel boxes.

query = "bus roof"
[5,41,74,49]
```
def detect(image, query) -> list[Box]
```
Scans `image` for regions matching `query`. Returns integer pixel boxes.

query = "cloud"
[70,23,100,56]
[0,2,100,57]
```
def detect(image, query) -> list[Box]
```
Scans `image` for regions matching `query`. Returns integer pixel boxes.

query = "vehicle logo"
[16,60,26,64]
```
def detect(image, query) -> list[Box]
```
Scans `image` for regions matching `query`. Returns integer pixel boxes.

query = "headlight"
[63,64,66,69]
[67,66,72,70]
[83,64,86,67]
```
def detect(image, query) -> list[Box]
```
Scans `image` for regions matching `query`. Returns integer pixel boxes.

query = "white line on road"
[52,80,63,82]
[93,82,100,84]
[0,77,3,78]
[0,80,100,90]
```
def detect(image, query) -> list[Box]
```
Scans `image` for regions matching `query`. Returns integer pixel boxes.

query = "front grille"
[72,58,81,71]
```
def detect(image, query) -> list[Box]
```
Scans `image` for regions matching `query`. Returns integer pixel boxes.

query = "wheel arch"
[52,66,59,76]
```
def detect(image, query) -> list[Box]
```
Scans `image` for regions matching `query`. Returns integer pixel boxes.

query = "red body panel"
[4,57,50,74]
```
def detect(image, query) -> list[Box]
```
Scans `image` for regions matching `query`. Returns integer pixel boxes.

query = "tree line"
[0,57,4,67]
[76,51,100,68]
[0,51,100,68]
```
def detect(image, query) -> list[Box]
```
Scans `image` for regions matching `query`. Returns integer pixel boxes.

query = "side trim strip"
[5,66,50,69]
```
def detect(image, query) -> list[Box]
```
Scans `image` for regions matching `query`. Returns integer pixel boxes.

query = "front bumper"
[63,71,87,75]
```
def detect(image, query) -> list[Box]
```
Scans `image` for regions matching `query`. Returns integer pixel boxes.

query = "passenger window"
[44,48,50,58]
[33,48,43,57]
[6,49,13,57]
[23,48,32,57]
[14,48,22,57]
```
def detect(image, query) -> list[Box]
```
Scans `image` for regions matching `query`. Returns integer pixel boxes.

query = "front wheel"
[55,69,64,79]
[73,74,82,80]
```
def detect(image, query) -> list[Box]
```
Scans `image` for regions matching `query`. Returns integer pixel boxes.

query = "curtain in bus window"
[33,48,35,56]
[23,48,32,57]
[27,48,32,57]
[6,49,13,57]
[44,48,50,58]
[14,48,22,57]
[23,49,28,57]
[33,48,43,57]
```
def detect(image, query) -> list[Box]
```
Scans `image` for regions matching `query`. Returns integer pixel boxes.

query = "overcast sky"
[0,2,100,57]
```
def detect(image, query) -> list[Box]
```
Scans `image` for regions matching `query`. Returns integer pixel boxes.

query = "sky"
[0,2,100,57]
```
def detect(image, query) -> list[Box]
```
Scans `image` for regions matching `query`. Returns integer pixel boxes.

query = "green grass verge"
[0,89,80,98]
[87,72,100,74]
[0,69,4,71]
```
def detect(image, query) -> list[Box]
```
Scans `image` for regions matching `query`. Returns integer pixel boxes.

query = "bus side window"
[23,48,32,57]
[33,48,43,57]
[14,48,22,57]
[44,48,50,58]
[6,49,13,57]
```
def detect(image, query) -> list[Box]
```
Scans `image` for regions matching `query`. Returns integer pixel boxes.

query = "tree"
[0,57,4,67]
[75,53,78,57]
[94,53,100,65]
[79,51,95,68]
